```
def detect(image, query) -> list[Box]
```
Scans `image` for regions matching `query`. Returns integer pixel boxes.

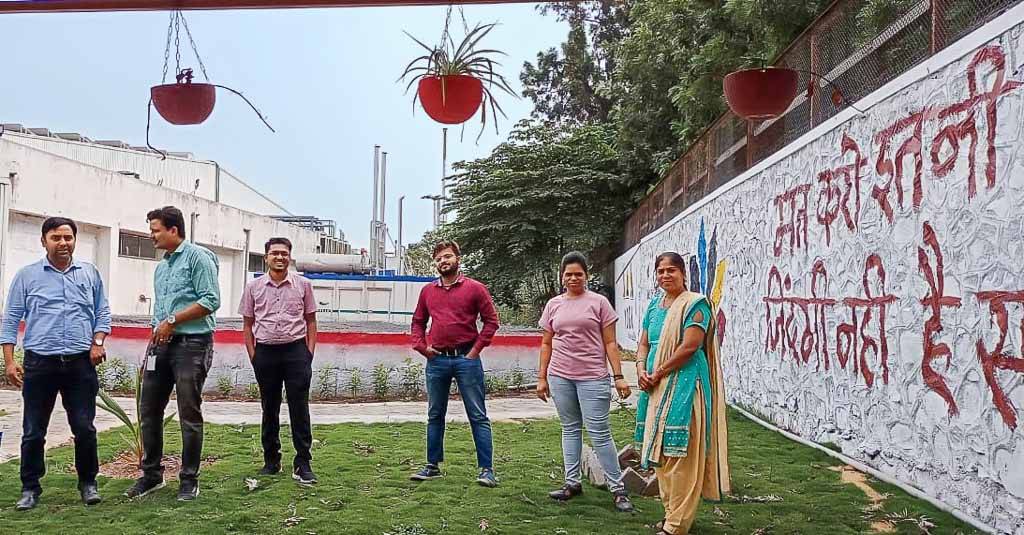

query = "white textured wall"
[0,140,322,317]
[615,10,1024,535]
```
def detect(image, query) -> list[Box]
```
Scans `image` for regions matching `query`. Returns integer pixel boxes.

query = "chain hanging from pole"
[160,10,211,84]
[148,9,275,159]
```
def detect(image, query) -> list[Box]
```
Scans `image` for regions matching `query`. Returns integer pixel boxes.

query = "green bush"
[347,369,364,397]
[398,358,424,398]
[216,375,234,397]
[372,364,392,399]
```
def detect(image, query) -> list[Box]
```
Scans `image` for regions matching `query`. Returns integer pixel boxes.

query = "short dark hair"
[432,240,461,258]
[654,251,686,272]
[41,217,77,237]
[265,237,292,253]
[560,251,589,276]
[147,206,187,240]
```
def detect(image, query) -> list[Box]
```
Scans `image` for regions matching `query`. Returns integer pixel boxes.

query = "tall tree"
[520,0,630,124]
[445,120,632,307]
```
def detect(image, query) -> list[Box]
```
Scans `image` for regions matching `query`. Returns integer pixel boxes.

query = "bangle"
[612,374,625,381]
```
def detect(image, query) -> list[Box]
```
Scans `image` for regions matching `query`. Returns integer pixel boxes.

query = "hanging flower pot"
[723,67,799,120]
[417,75,484,124]
[399,18,517,140]
[145,11,274,159]
[150,77,216,125]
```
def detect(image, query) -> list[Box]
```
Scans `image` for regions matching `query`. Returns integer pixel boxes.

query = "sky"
[0,3,567,249]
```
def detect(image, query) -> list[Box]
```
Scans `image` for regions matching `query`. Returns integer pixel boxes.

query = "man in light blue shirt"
[1,217,111,511]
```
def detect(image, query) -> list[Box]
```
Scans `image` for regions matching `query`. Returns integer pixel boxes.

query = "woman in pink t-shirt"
[536,252,633,512]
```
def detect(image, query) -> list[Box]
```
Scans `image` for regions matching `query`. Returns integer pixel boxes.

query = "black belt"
[256,338,305,348]
[26,350,89,363]
[434,342,475,356]
[170,333,213,342]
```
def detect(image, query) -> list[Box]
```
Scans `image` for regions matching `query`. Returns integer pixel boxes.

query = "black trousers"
[252,339,314,469]
[20,351,98,493]
[140,334,213,483]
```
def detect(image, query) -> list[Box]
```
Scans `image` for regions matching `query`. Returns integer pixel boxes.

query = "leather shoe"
[79,483,102,506]
[15,490,40,511]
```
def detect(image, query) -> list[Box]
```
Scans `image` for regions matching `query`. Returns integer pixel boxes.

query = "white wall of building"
[0,138,322,318]
[1,131,291,216]
[615,8,1024,534]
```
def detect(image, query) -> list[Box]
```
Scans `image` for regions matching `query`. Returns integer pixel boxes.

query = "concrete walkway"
[0,366,641,463]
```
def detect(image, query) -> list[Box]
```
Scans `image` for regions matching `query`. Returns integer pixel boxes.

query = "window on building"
[118,232,159,260]
[248,252,265,273]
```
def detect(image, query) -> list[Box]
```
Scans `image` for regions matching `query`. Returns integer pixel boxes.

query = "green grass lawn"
[0,409,981,535]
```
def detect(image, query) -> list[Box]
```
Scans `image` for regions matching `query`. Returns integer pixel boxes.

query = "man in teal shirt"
[125,206,220,502]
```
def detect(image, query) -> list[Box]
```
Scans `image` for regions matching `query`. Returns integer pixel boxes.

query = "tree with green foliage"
[445,120,632,308]
[403,227,454,277]
[523,0,830,185]
[520,0,629,124]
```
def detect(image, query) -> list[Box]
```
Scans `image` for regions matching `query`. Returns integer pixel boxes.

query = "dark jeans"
[425,355,493,469]
[140,334,213,483]
[20,351,99,493]
[251,339,313,469]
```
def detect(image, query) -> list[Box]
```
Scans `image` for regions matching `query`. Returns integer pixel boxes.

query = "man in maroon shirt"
[409,240,500,487]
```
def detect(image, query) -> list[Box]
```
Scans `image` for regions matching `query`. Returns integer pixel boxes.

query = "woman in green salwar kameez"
[634,252,731,535]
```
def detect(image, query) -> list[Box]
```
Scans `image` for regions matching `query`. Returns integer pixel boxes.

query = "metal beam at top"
[0,0,549,13]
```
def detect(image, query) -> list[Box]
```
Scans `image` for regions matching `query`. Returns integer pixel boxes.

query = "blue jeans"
[21,351,99,493]
[548,374,624,493]
[425,355,493,469]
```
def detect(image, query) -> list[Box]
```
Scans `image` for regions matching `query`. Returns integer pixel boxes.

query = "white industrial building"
[0,123,352,318]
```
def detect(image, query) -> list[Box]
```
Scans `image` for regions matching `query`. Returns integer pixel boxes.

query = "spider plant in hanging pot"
[399,22,517,136]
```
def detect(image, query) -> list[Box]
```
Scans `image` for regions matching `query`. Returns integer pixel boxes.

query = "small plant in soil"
[347,368,364,397]
[316,365,338,400]
[372,364,392,399]
[246,382,260,400]
[508,365,525,390]
[398,358,424,399]
[96,368,175,468]
[216,374,234,397]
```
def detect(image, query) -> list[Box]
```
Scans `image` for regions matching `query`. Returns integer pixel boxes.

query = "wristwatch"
[93,337,104,347]
[613,374,625,381]
[166,314,176,325]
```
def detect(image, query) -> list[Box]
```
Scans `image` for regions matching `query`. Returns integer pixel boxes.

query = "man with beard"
[409,240,500,487]
[125,206,220,502]
[239,237,319,485]
[2,217,111,510]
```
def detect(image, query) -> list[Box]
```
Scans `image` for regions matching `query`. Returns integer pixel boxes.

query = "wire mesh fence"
[623,0,1021,250]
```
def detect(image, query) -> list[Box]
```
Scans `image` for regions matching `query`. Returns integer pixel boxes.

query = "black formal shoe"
[177,480,200,501]
[258,464,281,476]
[548,482,583,501]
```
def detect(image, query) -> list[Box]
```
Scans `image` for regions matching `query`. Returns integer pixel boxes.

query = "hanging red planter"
[723,67,799,120]
[145,12,274,159]
[150,79,216,125]
[417,75,484,124]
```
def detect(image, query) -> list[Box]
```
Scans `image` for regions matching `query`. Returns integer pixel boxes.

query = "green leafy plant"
[399,22,517,138]
[216,375,234,397]
[371,364,392,399]
[245,382,260,400]
[316,365,339,400]
[96,368,175,468]
[347,368,364,397]
[484,373,509,395]
[398,358,424,399]
[508,365,525,390]
[97,357,134,393]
